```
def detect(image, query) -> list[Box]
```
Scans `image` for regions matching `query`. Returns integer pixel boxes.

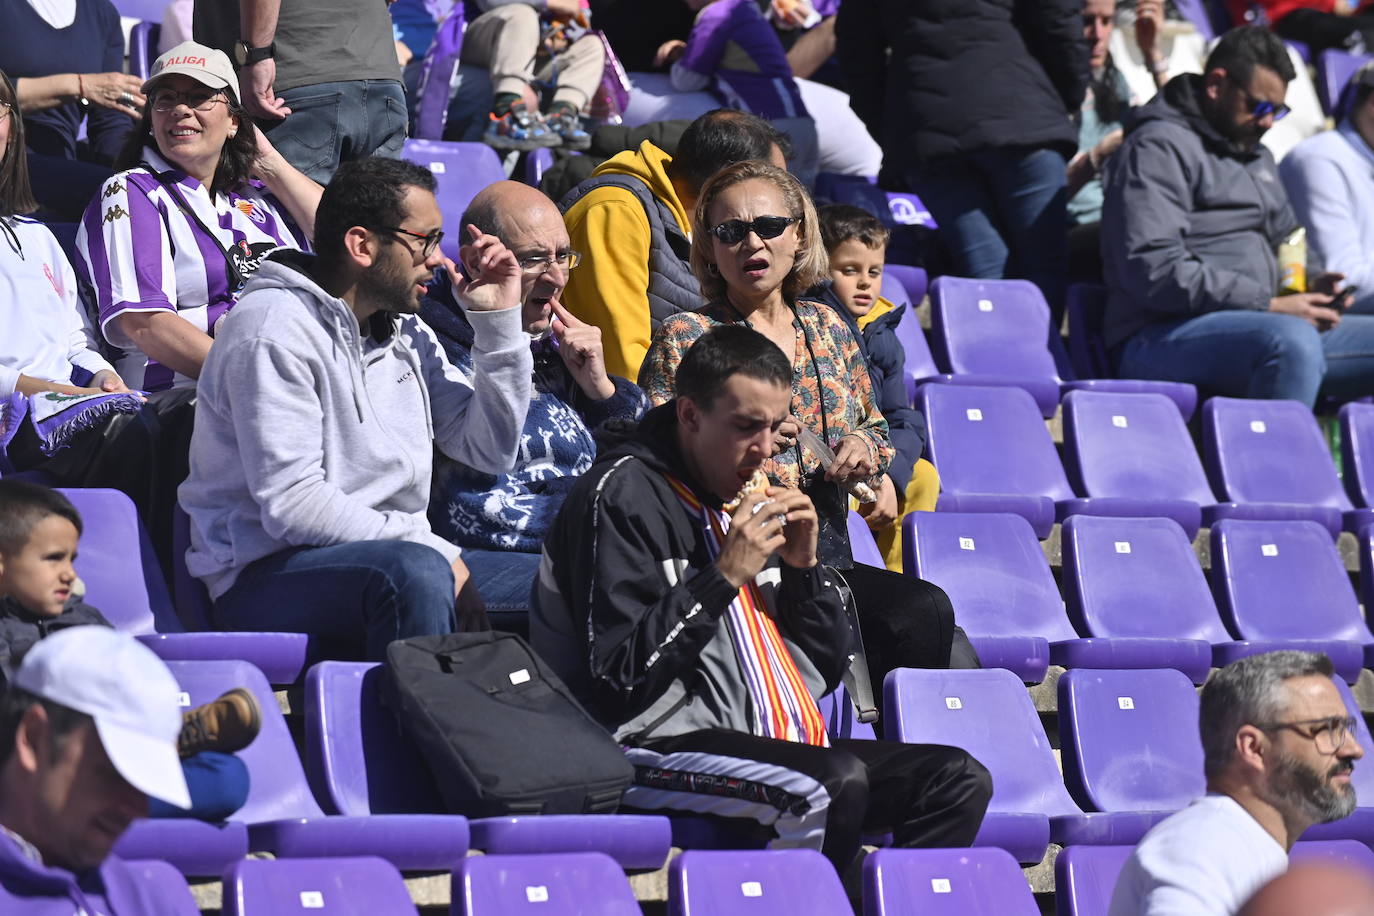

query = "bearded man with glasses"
[1110,651,1366,916]
[179,156,533,659]
[1102,25,1374,408]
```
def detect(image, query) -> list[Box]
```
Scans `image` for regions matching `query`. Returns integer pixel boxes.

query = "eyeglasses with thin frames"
[150,89,229,113]
[517,249,581,275]
[380,226,445,259]
[1257,715,1360,755]
[1227,75,1291,122]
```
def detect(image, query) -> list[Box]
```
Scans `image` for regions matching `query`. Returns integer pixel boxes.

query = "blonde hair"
[689,161,829,304]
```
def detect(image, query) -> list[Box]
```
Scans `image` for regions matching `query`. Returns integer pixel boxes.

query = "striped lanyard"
[663,474,829,747]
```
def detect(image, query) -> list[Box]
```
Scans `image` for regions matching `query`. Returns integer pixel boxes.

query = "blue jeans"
[267,80,409,184]
[908,146,1070,325]
[463,548,539,637]
[213,540,456,661]
[147,752,250,821]
[1116,310,1374,407]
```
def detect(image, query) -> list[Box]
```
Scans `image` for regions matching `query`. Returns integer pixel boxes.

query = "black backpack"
[383,632,634,817]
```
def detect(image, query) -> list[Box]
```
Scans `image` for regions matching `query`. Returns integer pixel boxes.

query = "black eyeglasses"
[1227,75,1291,122]
[381,226,444,258]
[150,88,228,113]
[1257,715,1360,755]
[708,215,799,246]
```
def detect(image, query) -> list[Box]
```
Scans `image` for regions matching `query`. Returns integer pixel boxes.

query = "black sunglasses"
[708,215,799,246]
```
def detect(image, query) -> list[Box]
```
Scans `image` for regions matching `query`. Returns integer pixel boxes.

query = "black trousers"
[625,729,993,872]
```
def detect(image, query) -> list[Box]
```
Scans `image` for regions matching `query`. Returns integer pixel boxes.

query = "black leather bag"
[384,632,634,817]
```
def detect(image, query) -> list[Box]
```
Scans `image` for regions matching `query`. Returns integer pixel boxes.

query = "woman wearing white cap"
[72,41,322,396]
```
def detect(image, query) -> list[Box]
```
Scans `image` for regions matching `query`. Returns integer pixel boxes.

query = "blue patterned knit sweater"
[421,288,648,552]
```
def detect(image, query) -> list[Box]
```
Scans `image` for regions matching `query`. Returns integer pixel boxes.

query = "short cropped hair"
[670,109,791,195]
[0,481,82,556]
[675,325,792,410]
[313,157,438,270]
[1199,650,1334,781]
[1205,25,1296,86]
[0,688,90,769]
[817,203,891,253]
[690,160,829,304]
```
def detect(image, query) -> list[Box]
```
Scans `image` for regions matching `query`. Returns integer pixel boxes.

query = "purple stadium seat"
[1289,839,1374,870]
[862,847,1037,916]
[1210,519,1374,682]
[929,277,1197,420]
[847,510,885,568]
[1054,845,1133,916]
[57,489,311,683]
[884,264,928,308]
[1060,515,1316,682]
[893,302,940,404]
[304,661,672,870]
[1340,402,1374,511]
[1202,397,1374,539]
[817,681,877,741]
[1172,0,1219,38]
[401,139,507,260]
[884,668,1163,863]
[668,849,848,916]
[453,852,639,915]
[128,20,160,79]
[920,384,1069,538]
[1057,668,1204,817]
[1318,49,1373,115]
[123,859,201,915]
[223,856,416,915]
[1061,390,1218,538]
[115,821,249,878]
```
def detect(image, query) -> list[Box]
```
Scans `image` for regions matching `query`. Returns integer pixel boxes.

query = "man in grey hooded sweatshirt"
[179,157,533,660]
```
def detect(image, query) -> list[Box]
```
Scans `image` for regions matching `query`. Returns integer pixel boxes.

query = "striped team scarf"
[663,473,829,747]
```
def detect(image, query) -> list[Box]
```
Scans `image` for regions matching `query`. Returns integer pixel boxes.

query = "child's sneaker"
[545,107,592,151]
[483,104,561,151]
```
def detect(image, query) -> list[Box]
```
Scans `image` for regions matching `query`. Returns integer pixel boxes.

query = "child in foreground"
[0,480,260,819]
[819,203,940,572]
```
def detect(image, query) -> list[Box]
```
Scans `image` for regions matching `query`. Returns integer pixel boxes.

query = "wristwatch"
[233,41,275,66]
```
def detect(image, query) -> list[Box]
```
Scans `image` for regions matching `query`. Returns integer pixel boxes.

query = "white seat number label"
[1115,542,1131,554]
[945,697,962,710]
[1112,415,1128,428]
[959,537,976,551]
[525,886,549,903]
[966,408,983,421]
[931,879,952,893]
[1118,697,1135,710]
[741,882,763,897]
[300,892,324,908]
[1262,544,1279,556]
[1250,420,1266,433]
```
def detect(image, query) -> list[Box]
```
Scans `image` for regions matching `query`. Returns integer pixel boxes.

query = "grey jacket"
[181,252,533,598]
[1101,73,1298,350]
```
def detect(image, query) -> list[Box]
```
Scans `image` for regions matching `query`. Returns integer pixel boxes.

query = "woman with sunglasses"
[641,160,978,692]
[72,42,321,396]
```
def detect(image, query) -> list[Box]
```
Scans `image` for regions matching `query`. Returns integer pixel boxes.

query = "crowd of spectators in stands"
[9,0,1374,908]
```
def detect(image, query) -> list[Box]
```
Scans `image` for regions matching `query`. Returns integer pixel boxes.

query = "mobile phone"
[1337,285,1360,309]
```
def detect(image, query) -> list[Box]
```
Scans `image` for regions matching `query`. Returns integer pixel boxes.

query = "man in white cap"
[0,627,191,912]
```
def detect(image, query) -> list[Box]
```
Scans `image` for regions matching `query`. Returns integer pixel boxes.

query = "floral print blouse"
[639,298,893,489]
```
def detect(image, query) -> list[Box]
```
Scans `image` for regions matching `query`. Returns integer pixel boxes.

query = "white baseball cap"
[13,628,191,810]
[142,41,239,104]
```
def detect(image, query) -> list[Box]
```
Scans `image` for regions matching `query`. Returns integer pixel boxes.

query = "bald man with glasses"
[1109,651,1365,916]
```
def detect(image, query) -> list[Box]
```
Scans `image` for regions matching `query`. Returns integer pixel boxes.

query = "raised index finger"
[549,298,583,328]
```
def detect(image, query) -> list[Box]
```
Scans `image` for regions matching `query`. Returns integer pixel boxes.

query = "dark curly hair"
[115,90,260,198]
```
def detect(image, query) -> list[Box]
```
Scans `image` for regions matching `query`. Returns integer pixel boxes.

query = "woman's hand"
[89,369,131,394]
[773,415,801,456]
[81,72,145,117]
[826,434,876,484]
[654,40,687,68]
[858,473,898,530]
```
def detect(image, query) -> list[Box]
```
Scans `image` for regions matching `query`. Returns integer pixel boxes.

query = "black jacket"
[836,0,1087,172]
[0,595,112,689]
[530,403,852,741]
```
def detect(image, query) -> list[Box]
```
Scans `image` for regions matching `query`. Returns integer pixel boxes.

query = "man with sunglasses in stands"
[1101,25,1374,408]
[1110,651,1364,915]
[179,157,532,660]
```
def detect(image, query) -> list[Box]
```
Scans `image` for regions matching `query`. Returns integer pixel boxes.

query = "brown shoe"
[179,687,263,758]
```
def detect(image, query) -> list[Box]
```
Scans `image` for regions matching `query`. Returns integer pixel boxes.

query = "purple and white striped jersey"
[74,147,308,392]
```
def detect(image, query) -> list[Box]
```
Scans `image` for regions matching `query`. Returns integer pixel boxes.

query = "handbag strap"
[145,166,242,283]
[830,567,879,725]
